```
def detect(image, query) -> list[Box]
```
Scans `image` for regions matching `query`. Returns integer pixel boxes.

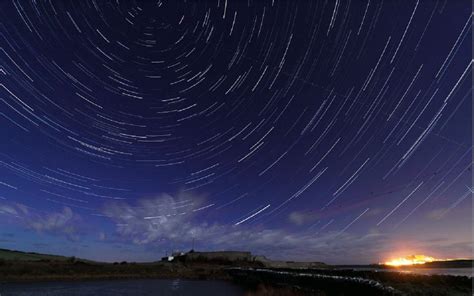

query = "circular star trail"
[0,0,471,261]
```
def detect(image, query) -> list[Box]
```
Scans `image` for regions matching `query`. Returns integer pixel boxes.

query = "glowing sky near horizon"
[0,0,472,264]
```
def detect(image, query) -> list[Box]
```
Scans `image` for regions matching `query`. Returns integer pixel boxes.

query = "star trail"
[0,0,471,264]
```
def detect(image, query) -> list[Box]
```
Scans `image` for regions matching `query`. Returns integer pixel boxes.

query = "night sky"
[0,0,471,264]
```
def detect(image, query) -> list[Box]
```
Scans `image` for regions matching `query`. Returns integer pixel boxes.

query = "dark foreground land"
[229,267,473,296]
[0,249,472,296]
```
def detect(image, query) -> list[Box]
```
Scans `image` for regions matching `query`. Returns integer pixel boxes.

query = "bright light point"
[383,255,438,267]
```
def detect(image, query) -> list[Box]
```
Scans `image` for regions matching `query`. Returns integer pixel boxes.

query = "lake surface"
[0,279,245,296]
[385,267,473,277]
[349,267,473,277]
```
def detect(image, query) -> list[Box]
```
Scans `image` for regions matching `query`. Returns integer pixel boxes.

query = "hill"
[0,248,72,262]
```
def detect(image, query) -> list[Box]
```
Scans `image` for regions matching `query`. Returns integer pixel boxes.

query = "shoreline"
[0,273,231,284]
[1,263,472,296]
[0,251,472,296]
[2,267,472,284]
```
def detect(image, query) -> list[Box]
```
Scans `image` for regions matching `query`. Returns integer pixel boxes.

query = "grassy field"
[0,248,71,262]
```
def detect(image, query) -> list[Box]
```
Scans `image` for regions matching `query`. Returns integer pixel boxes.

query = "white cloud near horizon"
[100,192,394,263]
[0,202,80,240]
[1,193,471,264]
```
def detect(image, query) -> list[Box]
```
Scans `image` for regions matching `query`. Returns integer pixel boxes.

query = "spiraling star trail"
[0,0,471,264]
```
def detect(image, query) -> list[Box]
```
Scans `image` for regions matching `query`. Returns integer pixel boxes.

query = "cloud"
[0,203,27,216]
[102,191,210,245]
[102,193,392,264]
[3,195,468,264]
[288,211,315,225]
[0,202,81,240]
[98,232,107,241]
[29,207,76,233]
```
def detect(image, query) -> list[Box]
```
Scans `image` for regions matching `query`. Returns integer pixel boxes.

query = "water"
[0,279,245,296]
[384,267,473,277]
[349,267,473,277]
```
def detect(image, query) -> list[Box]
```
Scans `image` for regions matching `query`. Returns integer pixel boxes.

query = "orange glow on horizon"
[383,255,440,266]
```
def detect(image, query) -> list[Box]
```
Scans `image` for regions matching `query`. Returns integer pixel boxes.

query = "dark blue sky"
[0,0,471,264]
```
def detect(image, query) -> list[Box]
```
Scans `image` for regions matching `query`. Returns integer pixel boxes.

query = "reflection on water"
[0,279,245,296]
[386,268,473,277]
[350,267,473,277]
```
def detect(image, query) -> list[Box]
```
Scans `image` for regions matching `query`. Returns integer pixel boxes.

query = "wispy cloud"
[102,192,210,245]
[288,210,315,226]
[2,193,468,264]
[101,193,390,263]
[0,202,80,240]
